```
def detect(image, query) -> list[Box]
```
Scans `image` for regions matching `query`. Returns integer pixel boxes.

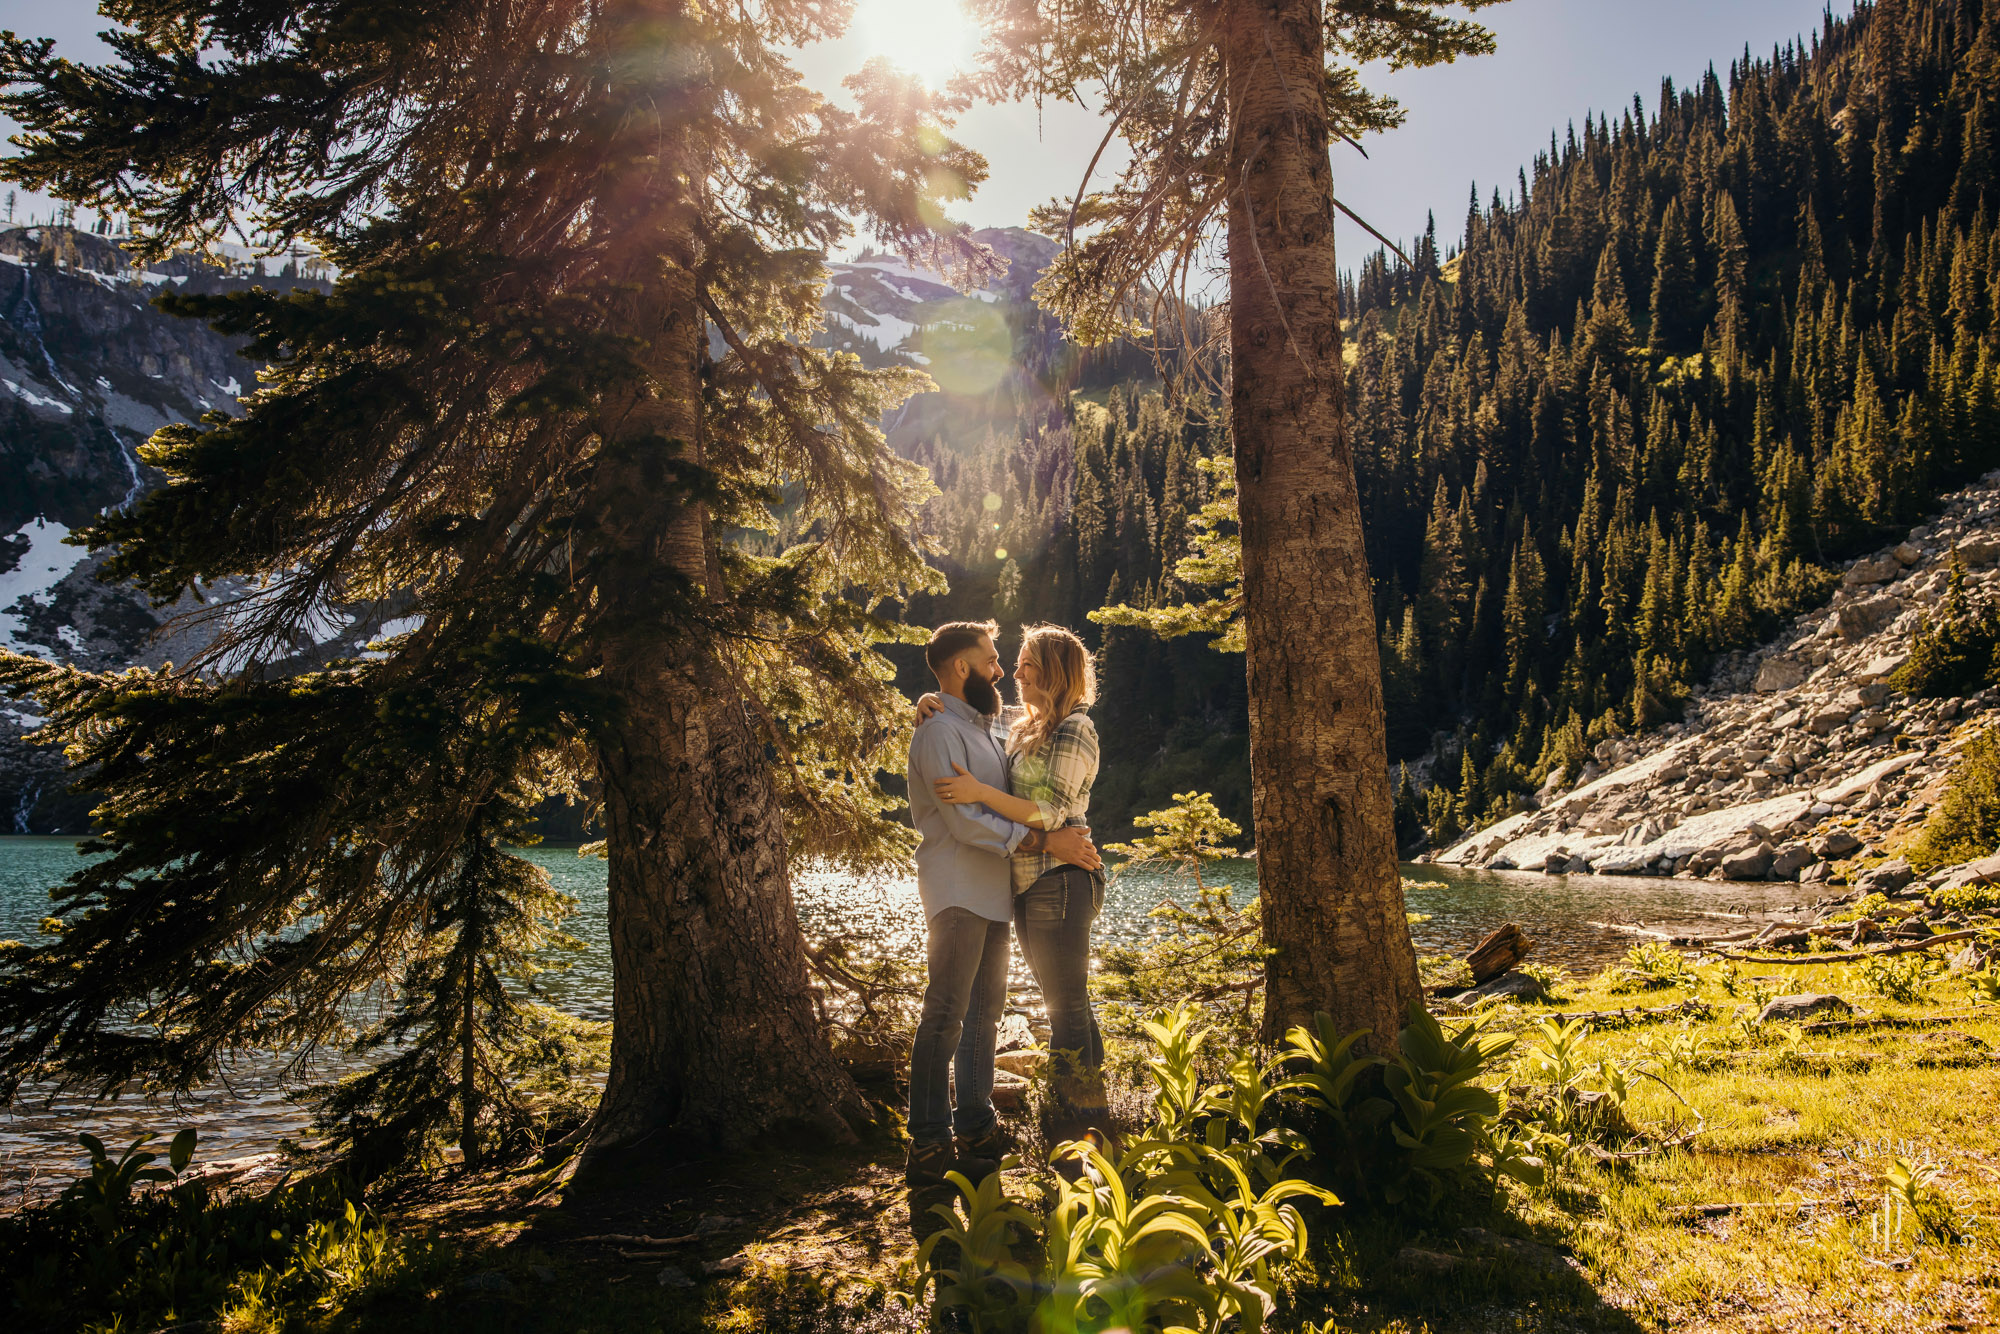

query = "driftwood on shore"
[1539,999,1712,1027]
[1714,927,1986,965]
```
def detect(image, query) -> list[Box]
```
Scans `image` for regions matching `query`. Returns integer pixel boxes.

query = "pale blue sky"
[2,0,1856,263]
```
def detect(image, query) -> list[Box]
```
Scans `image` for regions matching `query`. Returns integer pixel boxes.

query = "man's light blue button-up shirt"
[908,694,1027,922]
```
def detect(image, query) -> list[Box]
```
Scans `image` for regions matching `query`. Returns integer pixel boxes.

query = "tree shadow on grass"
[1287,1193,1650,1334]
[331,1130,935,1333]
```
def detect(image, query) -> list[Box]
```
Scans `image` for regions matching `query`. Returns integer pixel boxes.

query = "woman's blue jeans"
[1014,866,1107,1133]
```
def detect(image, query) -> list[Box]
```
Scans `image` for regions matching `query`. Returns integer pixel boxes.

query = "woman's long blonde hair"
[1007,625,1096,756]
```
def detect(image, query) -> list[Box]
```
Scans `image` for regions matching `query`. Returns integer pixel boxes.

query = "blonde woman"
[920,624,1107,1143]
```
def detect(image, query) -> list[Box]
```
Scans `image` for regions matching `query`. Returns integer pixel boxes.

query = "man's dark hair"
[927,620,998,676]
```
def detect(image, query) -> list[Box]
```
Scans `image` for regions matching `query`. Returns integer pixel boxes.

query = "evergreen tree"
[1647,199,1701,349]
[0,0,986,1156]
[966,0,1505,1047]
[918,0,2000,850]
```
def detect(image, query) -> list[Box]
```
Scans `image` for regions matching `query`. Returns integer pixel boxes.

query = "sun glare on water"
[851,0,980,88]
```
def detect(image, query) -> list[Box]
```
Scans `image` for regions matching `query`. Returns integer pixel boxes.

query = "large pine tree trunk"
[582,256,868,1154]
[1222,0,1422,1048]
[577,32,867,1154]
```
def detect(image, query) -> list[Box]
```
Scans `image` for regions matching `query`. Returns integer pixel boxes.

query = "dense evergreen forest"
[900,0,2000,845]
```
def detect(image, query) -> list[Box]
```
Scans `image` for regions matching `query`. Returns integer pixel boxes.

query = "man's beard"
[964,670,1000,717]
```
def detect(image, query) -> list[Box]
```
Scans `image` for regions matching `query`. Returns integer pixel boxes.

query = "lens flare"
[851,0,979,88]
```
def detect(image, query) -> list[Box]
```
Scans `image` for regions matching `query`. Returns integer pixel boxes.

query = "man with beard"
[904,621,1101,1185]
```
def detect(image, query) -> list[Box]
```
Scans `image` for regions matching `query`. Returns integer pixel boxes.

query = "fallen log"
[1587,921,1677,939]
[1715,928,1986,965]
[578,1232,699,1248]
[1536,1000,1712,1027]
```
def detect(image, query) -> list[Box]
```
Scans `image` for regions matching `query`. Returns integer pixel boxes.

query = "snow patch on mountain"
[0,518,83,653]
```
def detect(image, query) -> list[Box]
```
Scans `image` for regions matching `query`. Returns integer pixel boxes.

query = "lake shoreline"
[0,837,1811,1196]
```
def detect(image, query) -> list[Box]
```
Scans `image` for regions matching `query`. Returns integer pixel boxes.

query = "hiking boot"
[954,1124,1012,1170]
[905,1140,999,1188]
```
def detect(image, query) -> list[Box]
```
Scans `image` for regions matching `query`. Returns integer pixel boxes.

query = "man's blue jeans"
[908,907,1011,1146]
[1014,866,1107,1133]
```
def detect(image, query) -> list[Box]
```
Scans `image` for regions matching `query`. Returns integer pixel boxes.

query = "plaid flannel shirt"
[999,704,1099,893]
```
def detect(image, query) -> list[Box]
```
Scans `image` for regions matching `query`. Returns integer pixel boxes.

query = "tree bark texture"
[579,29,867,1153]
[1222,0,1423,1048]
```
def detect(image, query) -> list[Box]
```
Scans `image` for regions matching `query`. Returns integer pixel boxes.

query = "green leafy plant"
[1614,941,1692,990]
[1858,952,1940,1004]
[912,1164,1041,1331]
[1522,1016,1594,1089]
[67,1129,197,1253]
[1868,1155,1964,1251]
[3,1128,417,1333]
[1932,881,2000,915]
[1827,891,1895,924]
[1276,1002,1531,1210]
[1513,1017,1694,1151]
[1375,1003,1519,1207]
[1638,1022,1716,1073]
[1518,962,1572,1000]
[911,1002,1337,1334]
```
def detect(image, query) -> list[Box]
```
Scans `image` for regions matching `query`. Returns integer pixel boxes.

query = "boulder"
[1843,555,1901,586]
[1956,535,2000,568]
[1756,993,1854,1024]
[1855,857,1916,895]
[1892,542,1923,566]
[1753,656,1806,692]
[1467,923,1535,984]
[1769,844,1817,879]
[1814,828,1864,859]
[995,1049,1047,1078]
[990,1069,1031,1111]
[1856,652,1909,682]
[1394,1248,1466,1274]
[996,1012,1036,1053]
[1720,843,1776,880]
[1822,684,1891,717]
[1836,595,1899,639]
[1451,970,1545,1006]
[1941,853,2000,891]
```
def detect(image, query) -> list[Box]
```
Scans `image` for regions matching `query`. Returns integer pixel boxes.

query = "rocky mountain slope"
[1438,467,2000,890]
[0,224,1058,832]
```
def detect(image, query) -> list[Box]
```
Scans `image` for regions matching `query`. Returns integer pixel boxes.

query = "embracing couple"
[902,620,1111,1188]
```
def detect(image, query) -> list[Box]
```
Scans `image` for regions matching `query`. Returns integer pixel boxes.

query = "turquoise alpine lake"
[0,836,1810,1193]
